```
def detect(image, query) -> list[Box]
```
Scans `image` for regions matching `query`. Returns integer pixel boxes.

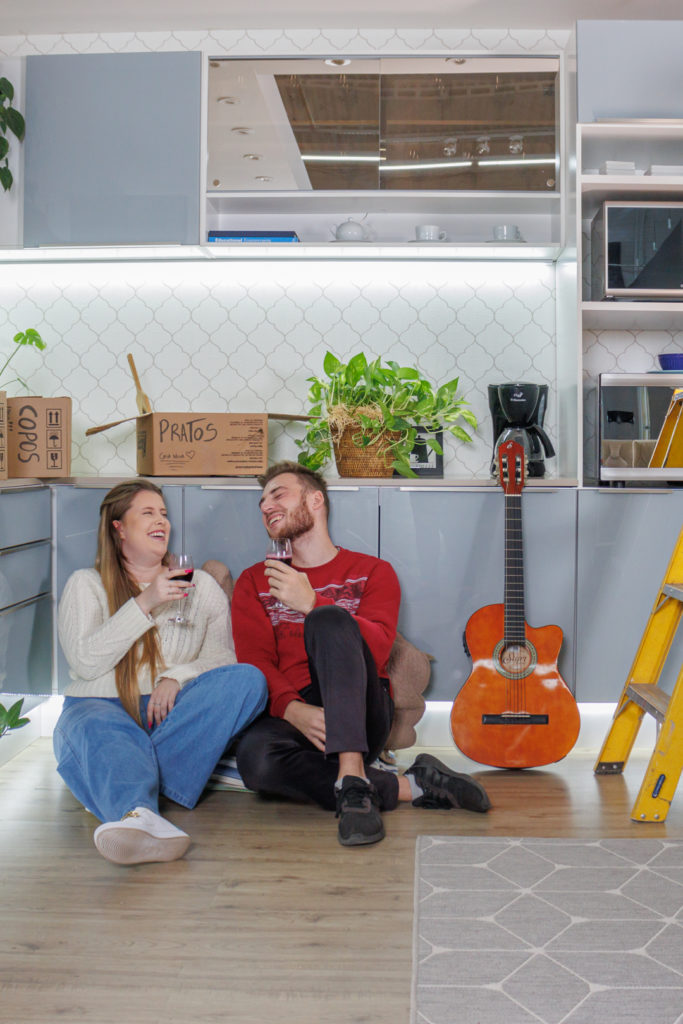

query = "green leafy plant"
[297,351,477,477]
[0,77,25,193]
[0,329,47,392]
[0,698,30,738]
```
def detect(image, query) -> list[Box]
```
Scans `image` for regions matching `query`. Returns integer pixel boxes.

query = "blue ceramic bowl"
[658,354,683,371]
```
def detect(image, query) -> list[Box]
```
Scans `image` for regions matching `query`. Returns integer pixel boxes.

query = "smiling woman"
[52,477,268,867]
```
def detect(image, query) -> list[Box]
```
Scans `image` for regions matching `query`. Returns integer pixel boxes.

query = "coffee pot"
[488,382,555,478]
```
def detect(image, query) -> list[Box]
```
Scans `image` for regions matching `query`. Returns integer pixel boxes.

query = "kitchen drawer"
[0,487,51,550]
[0,594,52,695]
[0,540,51,610]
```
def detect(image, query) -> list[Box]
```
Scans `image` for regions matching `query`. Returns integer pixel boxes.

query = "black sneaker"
[335,776,385,847]
[405,754,491,812]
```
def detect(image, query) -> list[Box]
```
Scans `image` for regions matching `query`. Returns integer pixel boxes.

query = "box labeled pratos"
[7,397,72,478]
[135,412,267,476]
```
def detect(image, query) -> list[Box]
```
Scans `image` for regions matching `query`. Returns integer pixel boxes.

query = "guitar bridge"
[482,713,549,725]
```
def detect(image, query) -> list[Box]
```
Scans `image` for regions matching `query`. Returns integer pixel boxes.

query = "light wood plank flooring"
[2,739,682,1024]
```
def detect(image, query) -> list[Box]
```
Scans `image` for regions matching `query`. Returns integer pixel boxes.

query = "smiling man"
[231,461,490,846]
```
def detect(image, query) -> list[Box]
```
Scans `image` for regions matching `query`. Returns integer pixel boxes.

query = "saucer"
[486,238,526,243]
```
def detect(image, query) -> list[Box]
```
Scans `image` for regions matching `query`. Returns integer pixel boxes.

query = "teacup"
[493,224,522,242]
[416,224,447,242]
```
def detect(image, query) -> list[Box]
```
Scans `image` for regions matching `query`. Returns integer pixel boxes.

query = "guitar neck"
[504,493,525,642]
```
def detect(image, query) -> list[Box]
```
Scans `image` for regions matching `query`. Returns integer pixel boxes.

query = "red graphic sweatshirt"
[232,547,400,719]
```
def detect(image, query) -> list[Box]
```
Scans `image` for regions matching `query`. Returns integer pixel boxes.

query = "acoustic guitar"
[450,438,580,768]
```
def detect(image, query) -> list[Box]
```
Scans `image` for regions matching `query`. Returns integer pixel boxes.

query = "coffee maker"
[488,382,555,478]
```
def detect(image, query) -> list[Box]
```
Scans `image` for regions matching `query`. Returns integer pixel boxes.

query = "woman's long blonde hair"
[95,479,167,724]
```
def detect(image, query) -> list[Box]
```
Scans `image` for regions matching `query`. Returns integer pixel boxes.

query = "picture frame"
[395,427,444,478]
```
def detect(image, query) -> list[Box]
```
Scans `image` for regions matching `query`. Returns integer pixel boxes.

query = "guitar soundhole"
[493,639,537,679]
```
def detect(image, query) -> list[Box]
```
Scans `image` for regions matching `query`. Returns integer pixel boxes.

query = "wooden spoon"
[127,354,152,415]
[85,416,140,436]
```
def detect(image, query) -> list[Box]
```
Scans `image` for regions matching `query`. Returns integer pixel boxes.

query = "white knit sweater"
[58,568,236,698]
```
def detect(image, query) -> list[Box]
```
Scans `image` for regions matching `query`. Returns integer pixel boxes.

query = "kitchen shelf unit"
[203,188,563,250]
[577,121,683,485]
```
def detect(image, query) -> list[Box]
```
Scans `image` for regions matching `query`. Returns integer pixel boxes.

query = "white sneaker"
[93,807,191,865]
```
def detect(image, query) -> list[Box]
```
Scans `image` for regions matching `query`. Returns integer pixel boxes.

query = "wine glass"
[167,552,194,624]
[266,537,292,609]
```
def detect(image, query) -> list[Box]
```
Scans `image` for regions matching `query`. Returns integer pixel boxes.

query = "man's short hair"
[258,461,330,516]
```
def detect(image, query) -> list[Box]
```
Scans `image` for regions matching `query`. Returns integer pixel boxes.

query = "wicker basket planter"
[332,424,400,478]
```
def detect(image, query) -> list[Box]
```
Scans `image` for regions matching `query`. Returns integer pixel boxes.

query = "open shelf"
[205,190,561,216]
[0,242,565,264]
[582,301,683,330]
[580,175,683,219]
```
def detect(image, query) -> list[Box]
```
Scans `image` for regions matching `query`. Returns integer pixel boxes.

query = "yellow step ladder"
[594,524,683,822]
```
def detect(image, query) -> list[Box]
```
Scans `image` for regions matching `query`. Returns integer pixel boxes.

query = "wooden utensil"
[85,416,141,436]
[127,354,152,415]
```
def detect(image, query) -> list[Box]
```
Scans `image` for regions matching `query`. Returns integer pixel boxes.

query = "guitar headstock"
[497,439,526,495]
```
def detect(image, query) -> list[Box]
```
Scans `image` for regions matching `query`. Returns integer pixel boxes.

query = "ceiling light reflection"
[380,160,473,172]
[477,157,557,166]
[302,154,381,163]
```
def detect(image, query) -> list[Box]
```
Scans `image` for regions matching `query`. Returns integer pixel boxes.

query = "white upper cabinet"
[204,54,564,251]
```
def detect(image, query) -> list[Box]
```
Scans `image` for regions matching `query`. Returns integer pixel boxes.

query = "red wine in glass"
[266,538,292,607]
[168,553,194,623]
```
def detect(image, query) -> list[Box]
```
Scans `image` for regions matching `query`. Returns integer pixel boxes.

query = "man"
[232,461,490,846]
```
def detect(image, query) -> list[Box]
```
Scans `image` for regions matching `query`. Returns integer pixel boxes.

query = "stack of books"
[600,160,636,175]
[207,230,300,243]
[646,164,683,176]
[208,754,251,792]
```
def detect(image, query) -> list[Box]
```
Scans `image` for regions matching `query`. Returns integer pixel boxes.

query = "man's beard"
[270,496,314,541]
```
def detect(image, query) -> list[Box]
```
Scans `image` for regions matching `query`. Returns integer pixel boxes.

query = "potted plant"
[0,698,29,738]
[0,77,25,193]
[296,351,477,478]
[0,328,47,391]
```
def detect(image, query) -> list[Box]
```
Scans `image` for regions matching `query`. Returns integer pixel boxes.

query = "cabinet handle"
[0,484,49,495]
[596,488,671,495]
[0,592,50,616]
[0,538,51,556]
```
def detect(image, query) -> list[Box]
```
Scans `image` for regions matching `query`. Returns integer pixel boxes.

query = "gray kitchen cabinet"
[53,483,183,691]
[24,52,201,246]
[0,485,50,549]
[379,486,578,702]
[0,484,52,697]
[183,483,380,583]
[576,488,683,702]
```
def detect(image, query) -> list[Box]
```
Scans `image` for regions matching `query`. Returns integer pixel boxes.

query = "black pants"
[236,605,400,811]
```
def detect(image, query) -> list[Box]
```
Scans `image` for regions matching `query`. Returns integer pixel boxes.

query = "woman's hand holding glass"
[135,563,195,618]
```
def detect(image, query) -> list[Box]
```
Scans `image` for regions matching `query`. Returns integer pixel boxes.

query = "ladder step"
[662,584,683,602]
[625,683,670,723]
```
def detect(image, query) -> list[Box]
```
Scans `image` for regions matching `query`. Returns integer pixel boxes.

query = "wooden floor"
[2,739,683,1024]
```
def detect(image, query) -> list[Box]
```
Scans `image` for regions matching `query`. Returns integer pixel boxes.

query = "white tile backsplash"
[0,259,558,478]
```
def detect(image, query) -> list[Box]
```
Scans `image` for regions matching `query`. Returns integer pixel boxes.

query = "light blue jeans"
[53,665,267,823]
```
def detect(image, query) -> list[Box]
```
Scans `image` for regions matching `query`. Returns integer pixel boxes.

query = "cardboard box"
[7,397,72,478]
[0,392,7,480]
[136,412,267,476]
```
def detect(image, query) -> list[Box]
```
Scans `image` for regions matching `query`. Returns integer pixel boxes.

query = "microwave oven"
[599,372,683,481]
[591,201,683,301]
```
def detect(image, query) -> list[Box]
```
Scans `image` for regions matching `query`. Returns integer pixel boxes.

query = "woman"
[54,478,267,866]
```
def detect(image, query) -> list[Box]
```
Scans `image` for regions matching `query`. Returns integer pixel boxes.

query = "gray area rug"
[413,836,683,1024]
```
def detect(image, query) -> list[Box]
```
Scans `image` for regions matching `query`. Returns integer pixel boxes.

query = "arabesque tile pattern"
[0,260,557,477]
